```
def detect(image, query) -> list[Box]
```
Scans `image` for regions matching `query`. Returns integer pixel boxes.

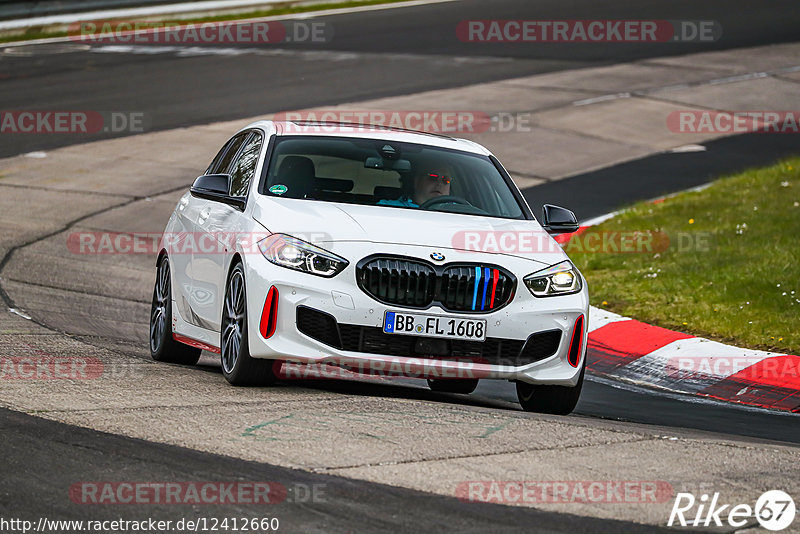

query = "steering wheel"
[419,195,473,210]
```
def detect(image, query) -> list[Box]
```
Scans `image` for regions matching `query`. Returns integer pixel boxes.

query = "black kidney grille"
[438,266,473,310]
[358,258,435,308]
[357,257,516,313]
[439,265,515,312]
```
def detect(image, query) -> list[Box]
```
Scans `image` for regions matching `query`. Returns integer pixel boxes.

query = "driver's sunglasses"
[426,173,451,184]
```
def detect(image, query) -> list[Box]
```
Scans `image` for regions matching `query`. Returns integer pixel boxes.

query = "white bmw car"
[150,120,588,414]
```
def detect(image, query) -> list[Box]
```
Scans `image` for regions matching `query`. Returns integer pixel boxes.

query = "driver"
[413,168,451,205]
[379,165,452,208]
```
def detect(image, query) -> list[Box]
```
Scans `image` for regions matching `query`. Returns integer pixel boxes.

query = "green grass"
[571,157,800,355]
[0,0,408,44]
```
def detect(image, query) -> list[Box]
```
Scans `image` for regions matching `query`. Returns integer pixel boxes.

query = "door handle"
[199,207,211,220]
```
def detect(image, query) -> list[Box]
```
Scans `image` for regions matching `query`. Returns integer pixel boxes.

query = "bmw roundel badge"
[430,252,445,262]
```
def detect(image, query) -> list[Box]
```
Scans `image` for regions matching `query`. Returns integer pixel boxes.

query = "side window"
[206,142,229,174]
[228,132,263,197]
[206,133,248,175]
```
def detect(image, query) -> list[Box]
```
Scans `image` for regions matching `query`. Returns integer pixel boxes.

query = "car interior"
[263,136,526,219]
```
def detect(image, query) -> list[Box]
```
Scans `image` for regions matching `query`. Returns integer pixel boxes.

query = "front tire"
[220,262,277,386]
[150,255,201,365]
[516,364,584,415]
[427,378,479,394]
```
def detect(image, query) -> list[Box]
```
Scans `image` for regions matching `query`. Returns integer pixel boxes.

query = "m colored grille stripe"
[490,269,499,310]
[481,267,491,311]
[472,266,481,311]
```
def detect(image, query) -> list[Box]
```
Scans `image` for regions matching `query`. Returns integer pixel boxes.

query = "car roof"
[239,120,493,156]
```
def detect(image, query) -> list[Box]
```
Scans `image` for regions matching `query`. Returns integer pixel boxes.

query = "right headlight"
[258,234,348,278]
[524,260,582,297]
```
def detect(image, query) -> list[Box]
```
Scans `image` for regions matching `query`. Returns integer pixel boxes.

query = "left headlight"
[524,260,582,297]
[258,234,349,278]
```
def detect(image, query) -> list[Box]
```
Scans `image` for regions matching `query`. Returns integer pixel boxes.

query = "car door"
[171,136,243,325]
[169,190,200,325]
[182,132,249,330]
[191,130,264,332]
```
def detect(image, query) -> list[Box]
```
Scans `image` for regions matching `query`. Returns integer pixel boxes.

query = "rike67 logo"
[668,490,795,531]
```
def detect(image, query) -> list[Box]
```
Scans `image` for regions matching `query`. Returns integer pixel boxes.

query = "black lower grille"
[520,330,562,362]
[340,323,524,363]
[356,255,516,313]
[297,307,561,366]
[296,306,341,348]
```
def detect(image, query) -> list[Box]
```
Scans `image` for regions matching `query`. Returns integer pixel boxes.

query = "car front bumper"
[244,242,589,386]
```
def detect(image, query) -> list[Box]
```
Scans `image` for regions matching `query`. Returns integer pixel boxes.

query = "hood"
[252,197,569,266]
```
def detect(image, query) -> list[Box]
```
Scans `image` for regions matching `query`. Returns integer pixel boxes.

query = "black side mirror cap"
[192,173,229,195]
[541,204,579,235]
[190,174,246,211]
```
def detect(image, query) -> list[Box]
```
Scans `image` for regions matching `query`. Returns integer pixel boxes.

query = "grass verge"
[0,0,409,44]
[570,157,800,355]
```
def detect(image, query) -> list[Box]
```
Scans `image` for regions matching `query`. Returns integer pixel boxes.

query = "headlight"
[524,260,582,297]
[258,234,348,277]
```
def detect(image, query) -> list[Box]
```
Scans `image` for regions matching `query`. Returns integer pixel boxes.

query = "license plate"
[383,311,486,341]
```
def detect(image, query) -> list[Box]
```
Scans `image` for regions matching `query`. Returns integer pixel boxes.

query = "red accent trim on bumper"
[567,315,585,368]
[260,286,279,339]
[172,333,220,354]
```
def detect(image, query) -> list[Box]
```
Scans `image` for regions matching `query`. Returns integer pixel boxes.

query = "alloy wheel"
[221,269,245,374]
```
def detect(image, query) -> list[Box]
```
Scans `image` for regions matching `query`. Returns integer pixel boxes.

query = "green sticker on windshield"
[269,184,288,195]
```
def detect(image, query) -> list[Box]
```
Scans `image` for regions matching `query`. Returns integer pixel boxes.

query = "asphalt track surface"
[2,0,800,530]
[1,0,800,157]
[1,407,684,534]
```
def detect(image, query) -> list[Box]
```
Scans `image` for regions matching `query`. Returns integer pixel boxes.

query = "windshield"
[261,136,527,219]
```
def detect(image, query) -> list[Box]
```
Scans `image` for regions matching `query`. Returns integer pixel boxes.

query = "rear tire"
[516,364,584,415]
[427,378,479,394]
[220,262,278,386]
[149,256,201,365]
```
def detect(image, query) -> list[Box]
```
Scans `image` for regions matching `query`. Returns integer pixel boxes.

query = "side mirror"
[541,204,579,235]
[192,173,229,195]
[190,174,246,211]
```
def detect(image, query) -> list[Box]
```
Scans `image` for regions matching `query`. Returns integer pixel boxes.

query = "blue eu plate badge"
[384,312,395,333]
